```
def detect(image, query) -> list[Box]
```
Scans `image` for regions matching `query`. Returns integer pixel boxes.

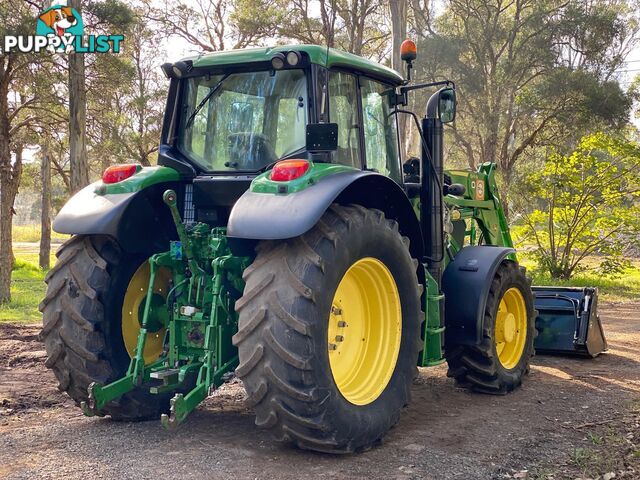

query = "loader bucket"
[532,286,607,357]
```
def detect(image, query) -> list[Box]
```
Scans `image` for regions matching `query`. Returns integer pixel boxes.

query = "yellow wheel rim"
[121,262,171,364]
[495,287,527,369]
[328,257,402,406]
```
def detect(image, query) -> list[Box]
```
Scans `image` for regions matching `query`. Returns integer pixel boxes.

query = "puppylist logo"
[2,3,124,54]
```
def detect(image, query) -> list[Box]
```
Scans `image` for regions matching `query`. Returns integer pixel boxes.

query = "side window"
[328,72,361,168]
[360,78,401,182]
[276,97,305,157]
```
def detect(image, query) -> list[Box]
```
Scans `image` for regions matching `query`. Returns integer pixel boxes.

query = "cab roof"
[184,44,405,86]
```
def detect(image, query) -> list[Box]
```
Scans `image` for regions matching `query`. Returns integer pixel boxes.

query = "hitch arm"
[81,253,172,416]
[163,189,201,275]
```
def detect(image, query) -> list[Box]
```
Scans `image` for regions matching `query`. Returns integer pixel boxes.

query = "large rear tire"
[234,204,422,453]
[445,261,535,394]
[39,235,171,420]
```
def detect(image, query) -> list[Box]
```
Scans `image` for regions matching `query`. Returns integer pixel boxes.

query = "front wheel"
[233,204,423,453]
[445,261,535,394]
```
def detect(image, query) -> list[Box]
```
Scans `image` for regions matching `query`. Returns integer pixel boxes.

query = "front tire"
[234,205,422,453]
[445,261,535,394]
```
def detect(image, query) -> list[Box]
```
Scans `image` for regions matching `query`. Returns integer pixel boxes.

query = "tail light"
[102,164,140,184]
[270,159,310,182]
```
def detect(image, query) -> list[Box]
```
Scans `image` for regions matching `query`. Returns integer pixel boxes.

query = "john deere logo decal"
[2,4,124,53]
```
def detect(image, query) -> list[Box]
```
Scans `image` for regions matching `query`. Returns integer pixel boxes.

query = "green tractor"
[40,42,606,453]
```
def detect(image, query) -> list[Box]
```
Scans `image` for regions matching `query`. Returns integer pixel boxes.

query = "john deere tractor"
[40,42,606,453]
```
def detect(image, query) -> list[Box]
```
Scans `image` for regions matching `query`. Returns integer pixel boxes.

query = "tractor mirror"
[439,88,456,123]
[306,123,338,152]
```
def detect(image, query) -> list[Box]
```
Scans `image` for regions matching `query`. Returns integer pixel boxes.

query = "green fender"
[227,169,424,260]
[53,166,181,253]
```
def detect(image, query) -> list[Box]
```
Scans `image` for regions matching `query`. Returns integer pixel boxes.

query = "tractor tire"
[445,262,535,394]
[234,204,423,453]
[39,235,170,420]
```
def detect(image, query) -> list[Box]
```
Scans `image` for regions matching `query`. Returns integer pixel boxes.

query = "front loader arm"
[444,162,514,253]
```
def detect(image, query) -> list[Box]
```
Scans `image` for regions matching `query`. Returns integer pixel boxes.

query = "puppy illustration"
[39,7,77,36]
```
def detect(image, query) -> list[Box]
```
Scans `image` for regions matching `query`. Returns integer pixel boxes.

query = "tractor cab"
[156,46,409,225]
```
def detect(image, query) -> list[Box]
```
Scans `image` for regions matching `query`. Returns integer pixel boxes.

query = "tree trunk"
[0,94,12,304]
[390,0,408,159]
[0,143,22,304]
[40,143,51,270]
[68,0,89,193]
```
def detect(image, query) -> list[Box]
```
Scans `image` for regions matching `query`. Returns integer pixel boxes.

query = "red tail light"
[102,164,140,184]
[270,159,310,182]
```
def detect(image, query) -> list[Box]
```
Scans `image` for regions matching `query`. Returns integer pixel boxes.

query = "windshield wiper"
[185,73,230,129]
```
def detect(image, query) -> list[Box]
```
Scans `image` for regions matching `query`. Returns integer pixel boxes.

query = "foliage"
[518,133,640,279]
[412,0,638,191]
[143,0,286,52]
[278,0,391,60]
[518,252,640,301]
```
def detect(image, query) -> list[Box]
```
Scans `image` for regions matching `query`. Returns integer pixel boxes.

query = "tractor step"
[533,286,607,357]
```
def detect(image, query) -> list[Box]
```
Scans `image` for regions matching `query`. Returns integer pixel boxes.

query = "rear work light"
[270,159,310,182]
[102,164,140,184]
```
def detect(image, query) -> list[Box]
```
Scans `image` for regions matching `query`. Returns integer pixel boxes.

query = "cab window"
[179,69,307,172]
[328,71,361,168]
[360,78,401,183]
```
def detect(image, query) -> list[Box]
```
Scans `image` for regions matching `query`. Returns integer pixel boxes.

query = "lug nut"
[331,306,342,315]
[328,343,337,350]
[337,321,347,327]
[335,335,344,342]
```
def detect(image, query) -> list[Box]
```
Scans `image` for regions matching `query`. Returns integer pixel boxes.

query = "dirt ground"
[1,303,638,480]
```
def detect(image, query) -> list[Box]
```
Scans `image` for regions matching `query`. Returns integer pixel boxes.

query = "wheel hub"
[501,312,516,343]
[327,257,402,406]
[122,262,171,364]
[494,287,527,369]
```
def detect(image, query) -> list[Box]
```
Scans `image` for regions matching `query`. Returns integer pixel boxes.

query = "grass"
[587,432,604,445]
[0,258,47,324]
[0,240,59,324]
[517,254,640,302]
[564,430,629,477]
[12,224,69,243]
[532,406,639,478]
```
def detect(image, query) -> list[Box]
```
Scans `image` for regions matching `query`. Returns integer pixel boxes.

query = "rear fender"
[442,245,515,347]
[53,166,181,254]
[227,170,423,259]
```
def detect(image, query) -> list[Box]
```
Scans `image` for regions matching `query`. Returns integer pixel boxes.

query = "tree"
[144,0,285,52]
[411,0,638,206]
[520,132,640,279]
[68,0,89,193]
[88,16,164,167]
[0,2,44,303]
[125,18,164,166]
[40,141,51,270]
[281,0,390,59]
[390,0,408,156]
[390,0,407,74]
[68,0,135,191]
